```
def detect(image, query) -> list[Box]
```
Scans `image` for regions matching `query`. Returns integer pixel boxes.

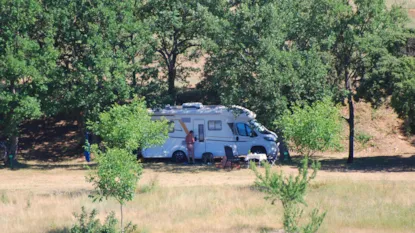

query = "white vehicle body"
[142,102,278,161]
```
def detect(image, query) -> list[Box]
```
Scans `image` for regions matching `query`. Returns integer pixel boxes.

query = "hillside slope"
[339,101,415,157]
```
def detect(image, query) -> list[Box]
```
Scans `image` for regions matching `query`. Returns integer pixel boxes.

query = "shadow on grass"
[285,154,415,173]
[0,161,97,171]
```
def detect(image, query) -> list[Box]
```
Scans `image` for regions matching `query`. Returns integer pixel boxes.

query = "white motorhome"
[142,102,279,163]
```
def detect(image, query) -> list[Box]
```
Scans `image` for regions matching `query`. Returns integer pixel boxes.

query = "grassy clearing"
[0,163,414,233]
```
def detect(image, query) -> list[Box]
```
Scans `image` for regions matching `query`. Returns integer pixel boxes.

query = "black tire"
[251,146,266,154]
[172,150,187,163]
[202,153,213,164]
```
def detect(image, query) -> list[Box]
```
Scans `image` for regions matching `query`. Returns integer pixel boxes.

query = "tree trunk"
[347,94,354,163]
[345,69,354,164]
[6,135,19,165]
[167,54,177,103]
[131,34,137,89]
[120,204,124,233]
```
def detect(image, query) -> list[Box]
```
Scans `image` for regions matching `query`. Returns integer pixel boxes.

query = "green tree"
[139,0,226,102]
[202,0,334,128]
[87,148,141,232]
[276,98,343,157]
[0,0,57,161]
[204,0,409,164]
[391,57,415,134]
[87,98,169,232]
[43,0,152,130]
[297,0,406,163]
[251,158,326,233]
[319,0,408,163]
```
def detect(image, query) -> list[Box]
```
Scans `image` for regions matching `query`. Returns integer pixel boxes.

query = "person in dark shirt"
[185,130,195,164]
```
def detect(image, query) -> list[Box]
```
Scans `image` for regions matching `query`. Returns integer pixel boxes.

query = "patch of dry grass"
[0,163,414,233]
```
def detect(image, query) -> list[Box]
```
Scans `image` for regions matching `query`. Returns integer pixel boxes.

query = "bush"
[276,98,343,157]
[70,207,137,233]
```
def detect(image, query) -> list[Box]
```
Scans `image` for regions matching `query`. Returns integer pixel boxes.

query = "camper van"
[142,102,279,163]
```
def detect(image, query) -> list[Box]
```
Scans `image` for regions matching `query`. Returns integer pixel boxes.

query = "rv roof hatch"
[182,102,203,109]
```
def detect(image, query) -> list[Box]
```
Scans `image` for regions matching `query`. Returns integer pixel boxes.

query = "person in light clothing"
[185,130,195,164]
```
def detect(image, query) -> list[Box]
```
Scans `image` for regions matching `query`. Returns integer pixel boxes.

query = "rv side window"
[236,123,255,137]
[208,120,222,130]
[236,123,248,136]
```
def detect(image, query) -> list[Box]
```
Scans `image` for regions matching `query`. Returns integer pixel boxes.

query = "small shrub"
[1,192,9,204]
[355,131,373,146]
[70,207,137,233]
[251,158,326,233]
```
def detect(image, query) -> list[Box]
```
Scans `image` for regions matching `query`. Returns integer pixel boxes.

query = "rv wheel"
[202,153,213,164]
[172,150,187,163]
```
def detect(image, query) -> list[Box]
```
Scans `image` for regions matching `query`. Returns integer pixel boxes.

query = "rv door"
[193,119,206,159]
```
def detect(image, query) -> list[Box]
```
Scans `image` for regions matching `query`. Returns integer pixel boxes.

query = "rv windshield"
[249,120,270,134]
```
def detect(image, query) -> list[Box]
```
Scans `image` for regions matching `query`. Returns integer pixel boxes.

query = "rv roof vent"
[182,102,203,109]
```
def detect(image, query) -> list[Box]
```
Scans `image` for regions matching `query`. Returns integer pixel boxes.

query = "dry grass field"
[0,156,414,233]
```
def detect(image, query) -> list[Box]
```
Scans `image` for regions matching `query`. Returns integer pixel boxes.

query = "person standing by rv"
[185,130,195,164]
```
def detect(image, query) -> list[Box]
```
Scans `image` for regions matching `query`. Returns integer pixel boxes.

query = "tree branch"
[157,49,170,67]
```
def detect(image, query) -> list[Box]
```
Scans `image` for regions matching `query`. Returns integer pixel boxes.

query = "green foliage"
[355,131,373,146]
[44,0,152,120]
[87,148,142,205]
[0,0,57,148]
[251,158,326,233]
[139,0,227,100]
[88,98,169,152]
[391,57,415,134]
[202,0,336,128]
[70,207,137,233]
[87,98,168,232]
[277,98,343,157]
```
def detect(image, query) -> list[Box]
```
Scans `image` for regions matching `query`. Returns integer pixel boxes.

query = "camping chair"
[267,142,280,166]
[224,145,240,169]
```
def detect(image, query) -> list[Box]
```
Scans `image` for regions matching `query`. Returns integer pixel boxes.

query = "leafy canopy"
[202,0,334,127]
[44,0,151,120]
[87,147,142,205]
[139,0,228,100]
[276,98,343,157]
[88,97,170,152]
[0,0,57,137]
